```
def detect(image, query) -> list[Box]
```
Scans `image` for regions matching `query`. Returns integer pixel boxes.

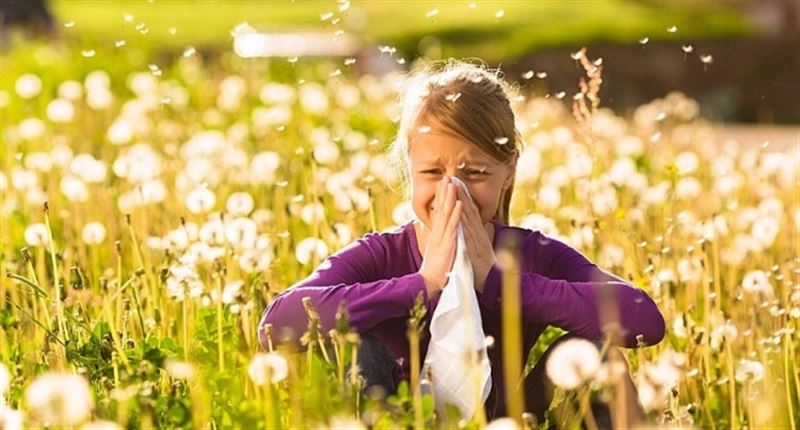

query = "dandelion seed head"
[24,223,50,247]
[25,372,94,426]
[81,222,107,245]
[735,359,764,383]
[165,359,195,380]
[15,73,42,99]
[185,186,216,214]
[295,237,329,265]
[248,352,288,385]
[545,338,600,389]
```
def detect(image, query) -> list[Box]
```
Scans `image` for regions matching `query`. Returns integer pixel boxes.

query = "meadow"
[0,7,798,428]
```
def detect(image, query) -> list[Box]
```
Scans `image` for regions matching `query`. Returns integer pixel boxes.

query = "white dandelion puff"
[25,372,94,426]
[185,186,216,214]
[545,338,600,389]
[295,237,329,265]
[81,222,107,245]
[24,223,51,247]
[742,270,773,296]
[735,359,764,383]
[248,352,289,385]
[15,74,43,98]
[226,192,255,216]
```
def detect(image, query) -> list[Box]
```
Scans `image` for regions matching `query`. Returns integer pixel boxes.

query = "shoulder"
[334,221,416,265]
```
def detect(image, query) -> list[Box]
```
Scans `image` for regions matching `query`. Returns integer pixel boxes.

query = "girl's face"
[408,117,516,229]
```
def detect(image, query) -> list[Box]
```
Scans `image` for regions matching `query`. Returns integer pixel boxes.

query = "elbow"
[627,299,666,347]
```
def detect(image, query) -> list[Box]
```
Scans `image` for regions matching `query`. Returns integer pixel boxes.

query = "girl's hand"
[418,177,463,297]
[454,181,497,293]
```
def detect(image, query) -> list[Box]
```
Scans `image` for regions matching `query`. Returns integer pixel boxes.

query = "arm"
[477,232,665,348]
[258,236,430,350]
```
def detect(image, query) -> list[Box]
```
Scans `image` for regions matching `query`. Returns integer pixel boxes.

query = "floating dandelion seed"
[426,8,439,18]
[114,40,126,48]
[332,18,341,25]
[288,56,299,63]
[555,91,566,99]
[329,69,342,77]
[339,1,350,12]
[522,70,534,79]
[639,37,649,45]
[182,46,196,58]
[81,49,96,58]
[396,57,406,65]
[333,29,344,37]
[378,45,396,55]
[495,9,505,18]
[536,71,547,79]
[64,20,75,28]
[445,92,462,102]
[651,132,662,143]
[761,140,770,148]
[468,2,477,8]
[494,137,509,145]
[168,27,177,35]
[344,57,356,66]
[700,54,714,64]
[572,93,584,101]
[667,25,678,33]
[418,125,431,133]
[123,13,134,23]
[276,180,288,187]
[593,57,603,66]
[656,112,667,121]
[148,64,162,77]
[682,44,694,53]
[570,50,584,60]
[320,11,334,21]
[160,97,172,105]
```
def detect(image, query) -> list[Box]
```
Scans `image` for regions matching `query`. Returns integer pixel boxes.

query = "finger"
[440,181,457,227]
[446,200,463,236]
[432,178,447,228]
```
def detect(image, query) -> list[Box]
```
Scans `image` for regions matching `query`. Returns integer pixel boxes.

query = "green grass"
[47,0,755,62]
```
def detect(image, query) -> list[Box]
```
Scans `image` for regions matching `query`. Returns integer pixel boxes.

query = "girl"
[258,60,665,424]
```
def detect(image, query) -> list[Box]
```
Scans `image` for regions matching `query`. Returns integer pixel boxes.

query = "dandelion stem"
[44,204,69,345]
[498,244,525,425]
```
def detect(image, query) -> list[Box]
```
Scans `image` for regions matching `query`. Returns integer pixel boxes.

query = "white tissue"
[423,177,492,418]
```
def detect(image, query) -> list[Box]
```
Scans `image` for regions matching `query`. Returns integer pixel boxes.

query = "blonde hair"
[389,59,521,224]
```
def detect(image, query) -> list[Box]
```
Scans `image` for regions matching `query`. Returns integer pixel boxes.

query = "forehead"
[408,120,494,165]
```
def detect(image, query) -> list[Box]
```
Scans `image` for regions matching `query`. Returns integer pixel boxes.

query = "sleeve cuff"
[478,264,503,310]
[406,272,433,311]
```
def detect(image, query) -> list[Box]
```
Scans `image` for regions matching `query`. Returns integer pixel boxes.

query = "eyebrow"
[418,161,491,171]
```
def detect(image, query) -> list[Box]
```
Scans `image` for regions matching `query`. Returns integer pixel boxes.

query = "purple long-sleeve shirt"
[259,219,665,410]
